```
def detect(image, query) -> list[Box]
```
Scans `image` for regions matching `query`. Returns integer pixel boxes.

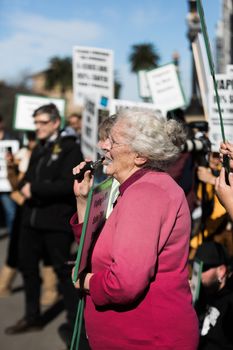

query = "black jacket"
[197,282,233,350]
[20,134,83,233]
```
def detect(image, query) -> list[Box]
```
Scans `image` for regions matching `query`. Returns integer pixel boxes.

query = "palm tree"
[44,56,72,96]
[128,43,160,73]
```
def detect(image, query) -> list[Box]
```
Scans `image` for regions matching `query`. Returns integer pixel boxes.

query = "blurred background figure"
[67,113,82,144]
[0,131,37,298]
[0,114,18,236]
[193,241,233,350]
[4,103,84,350]
[0,131,59,307]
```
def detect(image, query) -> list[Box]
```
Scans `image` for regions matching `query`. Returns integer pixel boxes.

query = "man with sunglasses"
[5,104,84,348]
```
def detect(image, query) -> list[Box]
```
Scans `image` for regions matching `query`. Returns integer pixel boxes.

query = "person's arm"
[82,182,179,305]
[72,160,94,223]
[197,166,216,185]
[215,167,233,220]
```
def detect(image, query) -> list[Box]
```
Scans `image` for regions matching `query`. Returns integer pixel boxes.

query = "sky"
[0,0,221,103]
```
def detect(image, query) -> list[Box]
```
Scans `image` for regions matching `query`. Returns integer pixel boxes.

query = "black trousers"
[18,225,79,325]
[7,207,52,268]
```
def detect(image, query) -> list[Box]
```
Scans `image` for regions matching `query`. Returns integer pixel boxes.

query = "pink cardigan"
[71,170,199,350]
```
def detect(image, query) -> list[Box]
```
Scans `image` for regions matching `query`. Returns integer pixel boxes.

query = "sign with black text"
[109,99,165,117]
[81,97,109,161]
[146,63,186,115]
[208,74,233,151]
[73,177,113,280]
[73,46,114,107]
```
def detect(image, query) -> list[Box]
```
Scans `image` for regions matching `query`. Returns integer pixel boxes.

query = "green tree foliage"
[44,56,72,96]
[129,43,160,72]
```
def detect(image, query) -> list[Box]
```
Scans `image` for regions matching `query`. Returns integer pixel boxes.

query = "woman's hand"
[219,141,233,169]
[72,267,94,292]
[73,160,94,223]
[73,160,94,198]
[215,167,233,220]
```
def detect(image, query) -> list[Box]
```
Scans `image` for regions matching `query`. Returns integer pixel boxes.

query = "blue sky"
[0,0,221,102]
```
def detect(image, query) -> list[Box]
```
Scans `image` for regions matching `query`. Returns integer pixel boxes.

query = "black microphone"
[74,157,104,182]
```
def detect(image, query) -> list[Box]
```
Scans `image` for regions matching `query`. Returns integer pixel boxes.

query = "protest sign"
[81,96,109,161]
[73,46,114,107]
[0,140,20,191]
[109,98,165,117]
[71,177,112,350]
[137,70,152,100]
[226,65,233,75]
[192,33,210,119]
[13,94,66,131]
[146,63,186,115]
[73,177,113,278]
[208,74,233,151]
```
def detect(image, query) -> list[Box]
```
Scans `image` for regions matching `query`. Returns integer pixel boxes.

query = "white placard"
[208,74,233,151]
[14,94,66,131]
[192,33,210,120]
[81,97,99,161]
[146,63,186,115]
[137,70,151,99]
[226,65,233,75]
[0,140,20,192]
[109,99,165,117]
[73,46,114,107]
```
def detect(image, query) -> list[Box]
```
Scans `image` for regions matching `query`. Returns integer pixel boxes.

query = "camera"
[182,121,211,167]
[166,109,211,166]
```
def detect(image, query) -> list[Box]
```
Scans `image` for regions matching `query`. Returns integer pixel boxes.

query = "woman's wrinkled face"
[100,120,138,184]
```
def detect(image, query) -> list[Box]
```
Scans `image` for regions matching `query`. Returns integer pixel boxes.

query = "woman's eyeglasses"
[108,135,128,150]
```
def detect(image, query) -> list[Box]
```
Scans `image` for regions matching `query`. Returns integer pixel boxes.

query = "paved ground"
[0,231,68,350]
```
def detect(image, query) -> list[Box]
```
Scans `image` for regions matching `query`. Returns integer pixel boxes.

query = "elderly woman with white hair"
[71,108,199,350]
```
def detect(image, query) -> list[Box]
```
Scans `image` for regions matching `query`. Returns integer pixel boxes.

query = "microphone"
[74,157,104,182]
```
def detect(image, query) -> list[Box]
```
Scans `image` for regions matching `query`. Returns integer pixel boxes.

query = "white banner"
[81,97,99,161]
[0,140,20,192]
[109,99,165,117]
[73,46,114,107]
[226,65,233,75]
[14,94,66,131]
[192,33,210,120]
[137,70,151,99]
[208,74,233,151]
[146,63,186,115]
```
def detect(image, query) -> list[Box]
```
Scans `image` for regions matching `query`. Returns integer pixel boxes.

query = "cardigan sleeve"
[89,181,179,306]
[70,213,83,244]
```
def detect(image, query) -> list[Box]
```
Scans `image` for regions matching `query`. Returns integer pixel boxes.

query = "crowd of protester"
[0,105,233,349]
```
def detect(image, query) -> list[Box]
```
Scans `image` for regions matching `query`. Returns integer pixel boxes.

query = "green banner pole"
[196,0,230,177]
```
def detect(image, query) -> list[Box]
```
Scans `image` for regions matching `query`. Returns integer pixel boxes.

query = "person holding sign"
[215,142,233,221]
[71,108,199,349]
